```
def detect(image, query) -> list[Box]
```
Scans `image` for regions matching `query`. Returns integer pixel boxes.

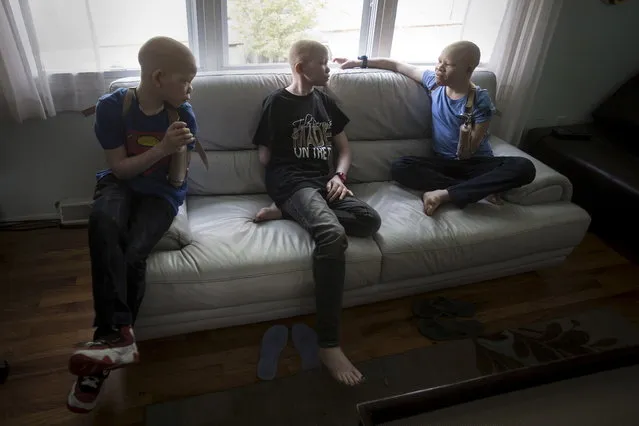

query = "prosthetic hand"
[457,122,473,160]
[158,121,193,187]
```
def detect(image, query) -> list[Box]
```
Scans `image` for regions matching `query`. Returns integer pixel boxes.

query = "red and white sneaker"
[67,370,110,414]
[68,326,139,377]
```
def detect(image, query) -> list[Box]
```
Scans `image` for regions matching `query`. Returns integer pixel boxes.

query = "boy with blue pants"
[67,36,198,413]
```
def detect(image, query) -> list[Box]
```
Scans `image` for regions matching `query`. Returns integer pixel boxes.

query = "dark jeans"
[281,187,382,348]
[89,174,175,338]
[391,155,536,208]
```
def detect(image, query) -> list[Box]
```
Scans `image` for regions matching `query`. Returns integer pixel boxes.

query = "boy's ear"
[151,69,163,87]
[294,62,304,75]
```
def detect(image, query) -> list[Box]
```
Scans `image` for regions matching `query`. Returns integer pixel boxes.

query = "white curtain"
[488,0,564,145]
[0,0,55,122]
[0,0,110,123]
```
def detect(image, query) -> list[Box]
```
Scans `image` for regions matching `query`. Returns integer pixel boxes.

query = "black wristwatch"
[358,55,368,69]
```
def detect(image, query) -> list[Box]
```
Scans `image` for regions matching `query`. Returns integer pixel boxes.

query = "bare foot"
[254,203,282,223]
[486,194,503,205]
[422,189,450,216]
[319,347,364,386]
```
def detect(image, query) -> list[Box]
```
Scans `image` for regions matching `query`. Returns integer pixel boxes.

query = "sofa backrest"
[111,69,497,195]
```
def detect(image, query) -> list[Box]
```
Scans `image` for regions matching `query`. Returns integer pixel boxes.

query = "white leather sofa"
[112,69,591,341]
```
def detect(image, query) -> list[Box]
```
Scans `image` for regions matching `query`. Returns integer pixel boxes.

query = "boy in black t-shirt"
[253,40,381,386]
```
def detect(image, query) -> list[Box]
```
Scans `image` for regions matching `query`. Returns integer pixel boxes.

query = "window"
[390,0,509,64]
[27,0,509,75]
[28,0,190,73]
[226,0,364,66]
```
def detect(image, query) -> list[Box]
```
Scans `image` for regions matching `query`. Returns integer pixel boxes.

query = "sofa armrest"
[491,137,573,205]
[153,202,193,252]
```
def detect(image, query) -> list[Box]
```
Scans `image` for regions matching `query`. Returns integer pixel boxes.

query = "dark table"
[357,345,639,425]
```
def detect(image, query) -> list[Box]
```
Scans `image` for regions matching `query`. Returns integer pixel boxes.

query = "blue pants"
[88,174,175,338]
[281,187,381,348]
[391,155,536,207]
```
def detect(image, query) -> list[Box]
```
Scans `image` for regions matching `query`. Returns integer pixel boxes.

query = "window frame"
[43,0,474,81]
[201,0,443,71]
[207,0,378,71]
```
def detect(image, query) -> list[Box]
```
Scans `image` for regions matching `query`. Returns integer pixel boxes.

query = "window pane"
[390,0,508,64]
[28,0,190,73]
[226,0,363,66]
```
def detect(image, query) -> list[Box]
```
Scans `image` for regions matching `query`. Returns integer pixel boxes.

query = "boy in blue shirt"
[67,36,198,413]
[335,41,535,216]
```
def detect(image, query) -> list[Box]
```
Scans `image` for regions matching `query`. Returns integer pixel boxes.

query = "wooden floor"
[1,228,638,426]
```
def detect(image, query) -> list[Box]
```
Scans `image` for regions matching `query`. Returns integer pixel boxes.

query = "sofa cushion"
[142,192,382,317]
[110,73,291,151]
[327,70,431,141]
[187,149,265,195]
[352,182,590,283]
[328,69,497,142]
[186,138,432,195]
[492,137,573,205]
[348,139,431,183]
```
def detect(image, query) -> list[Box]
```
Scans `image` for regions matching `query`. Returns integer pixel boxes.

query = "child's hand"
[333,57,359,69]
[326,175,353,202]
[159,121,193,155]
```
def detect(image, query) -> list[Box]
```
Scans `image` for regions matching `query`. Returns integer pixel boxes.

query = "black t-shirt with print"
[252,88,350,206]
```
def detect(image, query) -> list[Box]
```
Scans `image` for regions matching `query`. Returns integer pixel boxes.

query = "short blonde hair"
[288,39,329,68]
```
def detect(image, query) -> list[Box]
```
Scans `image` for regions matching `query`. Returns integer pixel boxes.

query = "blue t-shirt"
[422,70,496,159]
[94,88,197,214]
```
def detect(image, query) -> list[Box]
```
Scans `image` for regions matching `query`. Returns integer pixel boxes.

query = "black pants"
[281,187,381,348]
[391,155,536,208]
[89,174,175,337]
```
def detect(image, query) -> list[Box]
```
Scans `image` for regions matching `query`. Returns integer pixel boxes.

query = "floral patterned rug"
[474,310,630,375]
[146,309,639,426]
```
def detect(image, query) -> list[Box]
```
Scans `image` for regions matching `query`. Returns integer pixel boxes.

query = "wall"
[528,0,639,128]
[0,113,105,221]
[2,0,639,222]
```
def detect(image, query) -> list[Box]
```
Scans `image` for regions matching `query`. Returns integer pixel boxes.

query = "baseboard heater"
[55,198,93,226]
